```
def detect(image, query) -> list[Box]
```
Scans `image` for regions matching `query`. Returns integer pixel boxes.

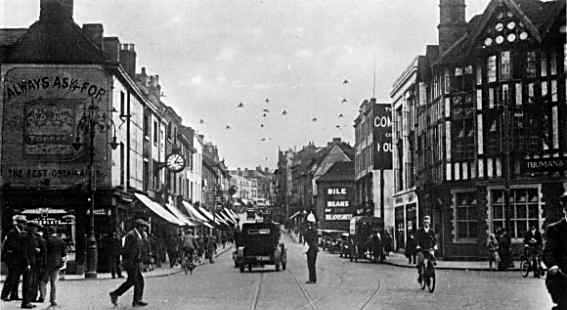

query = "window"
[526,51,537,78]
[501,51,511,80]
[552,106,559,149]
[490,188,540,238]
[502,84,510,105]
[454,192,478,240]
[551,80,558,102]
[120,143,124,186]
[143,113,149,137]
[120,91,125,116]
[541,53,547,77]
[476,64,483,85]
[489,88,495,108]
[153,121,158,144]
[542,81,548,97]
[550,51,557,75]
[515,83,522,105]
[476,89,483,110]
[477,114,484,154]
[488,55,497,82]
[444,69,451,94]
[478,158,484,178]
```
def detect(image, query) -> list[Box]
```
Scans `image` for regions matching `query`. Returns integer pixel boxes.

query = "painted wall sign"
[2,66,110,187]
[324,185,354,221]
[373,104,393,169]
[3,75,106,101]
[523,157,567,173]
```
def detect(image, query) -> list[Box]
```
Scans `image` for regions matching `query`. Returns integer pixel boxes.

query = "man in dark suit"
[109,219,149,307]
[303,214,318,284]
[21,221,43,309]
[543,192,567,310]
[415,216,437,284]
[1,215,27,301]
[39,227,66,307]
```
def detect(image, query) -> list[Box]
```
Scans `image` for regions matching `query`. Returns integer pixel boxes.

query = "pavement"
[0,244,234,283]
[284,230,521,272]
[0,232,551,310]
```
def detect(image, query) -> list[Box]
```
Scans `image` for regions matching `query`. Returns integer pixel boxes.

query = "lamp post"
[72,98,118,279]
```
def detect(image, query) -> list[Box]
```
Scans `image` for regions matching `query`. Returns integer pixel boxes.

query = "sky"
[2,0,491,170]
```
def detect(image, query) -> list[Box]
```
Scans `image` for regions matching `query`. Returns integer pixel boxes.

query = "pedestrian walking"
[109,231,123,279]
[34,227,47,303]
[303,213,318,284]
[543,191,567,310]
[39,227,66,307]
[21,221,43,309]
[166,232,179,268]
[406,230,417,265]
[1,215,28,302]
[497,228,512,270]
[109,219,149,308]
[486,232,500,271]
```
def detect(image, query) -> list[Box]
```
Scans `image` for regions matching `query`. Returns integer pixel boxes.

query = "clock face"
[165,153,186,172]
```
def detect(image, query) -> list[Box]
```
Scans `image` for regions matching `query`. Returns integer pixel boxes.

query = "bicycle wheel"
[419,266,426,290]
[428,272,436,293]
[520,258,530,278]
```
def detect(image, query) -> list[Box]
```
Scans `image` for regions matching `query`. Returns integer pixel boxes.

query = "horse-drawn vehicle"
[349,216,385,263]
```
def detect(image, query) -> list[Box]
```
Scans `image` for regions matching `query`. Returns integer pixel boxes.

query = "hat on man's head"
[12,215,27,223]
[561,191,567,200]
[423,215,431,221]
[306,212,316,223]
[135,218,149,227]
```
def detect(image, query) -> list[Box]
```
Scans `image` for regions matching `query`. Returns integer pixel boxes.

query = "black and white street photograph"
[0,0,566,309]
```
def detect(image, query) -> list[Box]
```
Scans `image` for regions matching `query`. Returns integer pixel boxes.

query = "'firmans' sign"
[523,157,567,173]
[4,75,106,100]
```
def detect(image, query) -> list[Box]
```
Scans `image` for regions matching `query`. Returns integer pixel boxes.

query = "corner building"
[393,0,566,259]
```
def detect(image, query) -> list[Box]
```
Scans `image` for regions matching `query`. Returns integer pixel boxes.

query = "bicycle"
[520,247,544,278]
[418,249,436,293]
[181,249,196,275]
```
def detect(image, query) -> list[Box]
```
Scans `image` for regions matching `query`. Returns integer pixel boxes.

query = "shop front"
[392,189,418,251]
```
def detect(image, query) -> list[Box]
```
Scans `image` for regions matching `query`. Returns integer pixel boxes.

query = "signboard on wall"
[373,104,392,169]
[324,186,354,221]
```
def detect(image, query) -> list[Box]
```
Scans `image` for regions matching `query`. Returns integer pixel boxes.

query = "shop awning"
[217,211,234,225]
[196,207,219,225]
[165,200,198,227]
[225,208,238,220]
[134,193,183,226]
[181,201,213,228]
[221,208,237,224]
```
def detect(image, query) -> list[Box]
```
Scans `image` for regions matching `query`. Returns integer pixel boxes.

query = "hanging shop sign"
[373,104,393,170]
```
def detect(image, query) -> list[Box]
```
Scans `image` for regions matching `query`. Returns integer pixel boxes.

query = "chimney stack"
[438,0,467,54]
[120,44,137,78]
[82,24,103,49]
[103,37,120,63]
[40,0,73,22]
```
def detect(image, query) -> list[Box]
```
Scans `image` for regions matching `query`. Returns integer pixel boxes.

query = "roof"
[2,19,109,64]
[317,161,354,182]
[435,0,565,65]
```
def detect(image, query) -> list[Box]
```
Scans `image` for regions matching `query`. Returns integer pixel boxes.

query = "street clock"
[165,153,186,173]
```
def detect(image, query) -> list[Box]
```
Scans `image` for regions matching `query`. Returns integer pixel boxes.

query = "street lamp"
[72,98,118,279]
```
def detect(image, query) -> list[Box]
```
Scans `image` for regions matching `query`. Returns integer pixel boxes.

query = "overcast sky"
[2,0,491,170]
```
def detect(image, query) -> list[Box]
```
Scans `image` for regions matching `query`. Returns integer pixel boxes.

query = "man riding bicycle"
[415,215,437,284]
[523,225,542,257]
[180,230,196,267]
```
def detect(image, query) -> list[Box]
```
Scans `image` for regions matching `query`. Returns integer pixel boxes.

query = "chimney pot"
[438,0,467,54]
[103,37,121,63]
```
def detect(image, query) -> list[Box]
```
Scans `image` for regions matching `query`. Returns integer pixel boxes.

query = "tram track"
[357,279,382,310]
[249,272,264,310]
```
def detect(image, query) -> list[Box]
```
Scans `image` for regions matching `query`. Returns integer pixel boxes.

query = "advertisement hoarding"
[373,104,393,170]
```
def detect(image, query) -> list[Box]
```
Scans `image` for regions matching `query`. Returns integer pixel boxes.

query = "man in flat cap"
[109,219,149,307]
[1,215,27,301]
[543,191,567,310]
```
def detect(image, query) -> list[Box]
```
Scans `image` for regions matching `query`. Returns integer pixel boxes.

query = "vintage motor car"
[236,222,286,272]
[318,229,347,253]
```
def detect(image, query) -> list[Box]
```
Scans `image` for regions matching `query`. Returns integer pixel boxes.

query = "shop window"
[454,191,478,240]
[490,188,540,238]
[488,55,497,82]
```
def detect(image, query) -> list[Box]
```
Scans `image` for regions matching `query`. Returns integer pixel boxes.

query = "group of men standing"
[1,215,66,309]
